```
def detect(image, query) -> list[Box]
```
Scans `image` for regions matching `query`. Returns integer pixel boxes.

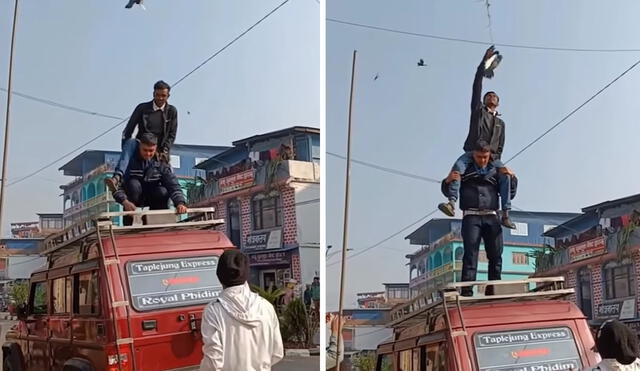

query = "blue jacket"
[113,154,186,206]
[441,164,517,211]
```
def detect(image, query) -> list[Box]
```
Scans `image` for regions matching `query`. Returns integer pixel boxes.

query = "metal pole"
[0,0,19,237]
[336,49,356,371]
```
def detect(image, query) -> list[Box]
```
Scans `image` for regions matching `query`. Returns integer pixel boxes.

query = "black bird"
[417,59,427,67]
[373,73,379,81]
[125,0,144,9]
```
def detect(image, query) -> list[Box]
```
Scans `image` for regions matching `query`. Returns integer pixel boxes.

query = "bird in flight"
[373,73,379,81]
[125,0,145,9]
[417,59,427,67]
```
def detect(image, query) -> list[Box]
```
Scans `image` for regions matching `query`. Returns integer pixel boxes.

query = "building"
[10,214,63,238]
[357,283,411,309]
[59,144,229,227]
[405,211,579,297]
[190,126,320,291]
[537,193,640,336]
[0,238,47,295]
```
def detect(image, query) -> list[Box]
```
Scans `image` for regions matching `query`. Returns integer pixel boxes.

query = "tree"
[9,282,29,305]
[352,351,376,371]
[280,298,319,348]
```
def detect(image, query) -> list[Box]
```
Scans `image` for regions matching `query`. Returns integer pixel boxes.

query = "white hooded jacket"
[199,283,284,371]
[588,359,640,371]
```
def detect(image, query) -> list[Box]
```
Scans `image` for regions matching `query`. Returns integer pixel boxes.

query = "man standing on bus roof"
[441,141,518,297]
[105,80,178,193]
[199,250,283,371]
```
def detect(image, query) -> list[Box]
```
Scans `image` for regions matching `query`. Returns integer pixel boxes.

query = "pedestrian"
[199,250,284,370]
[303,284,312,308]
[311,276,320,314]
[326,314,345,370]
[588,319,640,370]
[105,80,178,192]
[437,46,516,229]
[282,279,297,306]
[441,141,518,296]
[111,133,187,225]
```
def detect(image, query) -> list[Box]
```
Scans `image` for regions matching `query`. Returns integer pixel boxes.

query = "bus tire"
[63,358,95,371]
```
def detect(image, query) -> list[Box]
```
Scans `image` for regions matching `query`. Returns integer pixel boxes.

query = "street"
[0,317,16,371]
[274,355,320,371]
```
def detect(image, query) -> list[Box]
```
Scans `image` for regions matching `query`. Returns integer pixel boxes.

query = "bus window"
[425,343,447,371]
[412,348,420,371]
[398,349,411,371]
[377,353,393,371]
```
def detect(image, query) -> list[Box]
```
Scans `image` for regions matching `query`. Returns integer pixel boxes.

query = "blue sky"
[326,1,640,310]
[0,0,319,232]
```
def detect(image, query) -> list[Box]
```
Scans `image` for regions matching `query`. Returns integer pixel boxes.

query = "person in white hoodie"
[589,319,640,371]
[199,250,284,371]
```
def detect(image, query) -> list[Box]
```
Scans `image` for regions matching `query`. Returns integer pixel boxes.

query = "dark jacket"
[113,154,186,206]
[441,165,517,211]
[122,101,178,154]
[462,63,506,160]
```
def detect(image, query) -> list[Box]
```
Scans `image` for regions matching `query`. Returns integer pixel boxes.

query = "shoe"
[105,176,120,193]
[438,201,456,217]
[501,210,516,229]
[460,288,473,297]
[485,285,495,296]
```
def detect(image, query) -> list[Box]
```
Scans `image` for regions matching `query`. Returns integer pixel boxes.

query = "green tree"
[251,285,285,308]
[280,298,319,348]
[10,282,29,305]
[352,351,376,371]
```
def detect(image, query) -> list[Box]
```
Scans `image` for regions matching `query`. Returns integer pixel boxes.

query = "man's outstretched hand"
[123,200,137,212]
[175,204,188,214]
[484,45,496,62]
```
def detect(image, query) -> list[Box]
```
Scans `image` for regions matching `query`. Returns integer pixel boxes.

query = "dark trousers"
[122,178,169,225]
[461,214,504,284]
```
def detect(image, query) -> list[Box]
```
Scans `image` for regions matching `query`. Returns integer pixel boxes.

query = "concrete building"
[357,283,411,309]
[59,144,229,227]
[537,193,640,336]
[190,126,320,291]
[10,213,63,238]
[405,211,579,297]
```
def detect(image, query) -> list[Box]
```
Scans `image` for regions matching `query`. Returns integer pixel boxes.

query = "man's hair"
[474,140,492,153]
[153,80,171,91]
[596,320,639,364]
[139,133,158,146]
[483,91,499,102]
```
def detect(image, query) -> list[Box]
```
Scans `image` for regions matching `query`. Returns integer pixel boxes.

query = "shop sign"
[219,169,254,194]
[244,229,283,251]
[596,298,637,320]
[249,251,291,267]
[568,236,606,263]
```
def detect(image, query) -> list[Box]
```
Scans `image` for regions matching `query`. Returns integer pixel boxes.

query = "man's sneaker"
[438,201,456,217]
[104,176,120,193]
[501,210,516,229]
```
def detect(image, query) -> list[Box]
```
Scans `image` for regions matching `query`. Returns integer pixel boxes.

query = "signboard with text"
[596,298,636,319]
[126,256,223,311]
[568,236,606,263]
[219,169,255,194]
[248,250,291,267]
[244,229,283,251]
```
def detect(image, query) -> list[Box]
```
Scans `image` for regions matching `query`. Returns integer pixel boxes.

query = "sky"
[326,1,640,310]
[0,0,319,233]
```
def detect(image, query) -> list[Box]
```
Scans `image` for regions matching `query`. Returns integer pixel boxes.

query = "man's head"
[153,80,171,108]
[138,133,158,161]
[472,140,492,168]
[313,276,319,284]
[216,249,249,289]
[483,91,499,110]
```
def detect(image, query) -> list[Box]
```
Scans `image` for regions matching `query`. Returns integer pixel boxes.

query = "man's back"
[200,283,284,371]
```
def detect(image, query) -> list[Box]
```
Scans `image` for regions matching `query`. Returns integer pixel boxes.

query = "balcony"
[63,192,113,217]
[190,160,319,205]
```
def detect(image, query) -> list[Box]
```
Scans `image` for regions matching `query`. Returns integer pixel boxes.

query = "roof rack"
[42,208,223,256]
[388,276,573,329]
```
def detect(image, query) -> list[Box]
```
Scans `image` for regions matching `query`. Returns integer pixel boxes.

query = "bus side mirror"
[16,303,28,321]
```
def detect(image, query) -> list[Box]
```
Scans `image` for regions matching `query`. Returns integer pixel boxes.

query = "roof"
[171,144,231,152]
[58,150,120,175]
[37,213,63,218]
[194,146,247,170]
[231,126,319,147]
[582,193,640,213]
[382,283,409,287]
[405,219,457,245]
[543,212,600,238]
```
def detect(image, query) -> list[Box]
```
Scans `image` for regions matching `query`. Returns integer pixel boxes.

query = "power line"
[6,0,292,187]
[0,88,124,121]
[327,18,640,53]
[504,58,640,164]
[327,152,440,183]
[327,208,439,268]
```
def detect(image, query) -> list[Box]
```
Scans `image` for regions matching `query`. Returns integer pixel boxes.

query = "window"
[512,252,529,265]
[510,222,529,236]
[75,271,100,315]
[170,155,181,168]
[52,277,72,314]
[577,267,593,319]
[227,199,242,247]
[424,343,448,370]
[478,250,488,263]
[252,193,282,230]
[377,354,393,371]
[30,281,48,315]
[603,260,635,300]
[454,247,464,261]
[442,246,453,264]
[399,350,412,371]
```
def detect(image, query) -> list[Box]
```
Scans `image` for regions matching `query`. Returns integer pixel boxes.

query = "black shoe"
[460,288,473,297]
[438,201,455,217]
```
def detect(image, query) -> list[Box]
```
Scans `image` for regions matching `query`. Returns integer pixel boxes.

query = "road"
[274,355,320,371]
[0,317,17,371]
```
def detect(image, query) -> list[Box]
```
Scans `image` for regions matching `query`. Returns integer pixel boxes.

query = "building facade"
[539,193,640,336]
[190,127,320,291]
[405,211,579,297]
[357,283,411,309]
[10,214,63,238]
[59,144,229,227]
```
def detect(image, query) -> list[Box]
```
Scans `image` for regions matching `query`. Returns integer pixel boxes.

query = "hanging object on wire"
[483,45,502,79]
